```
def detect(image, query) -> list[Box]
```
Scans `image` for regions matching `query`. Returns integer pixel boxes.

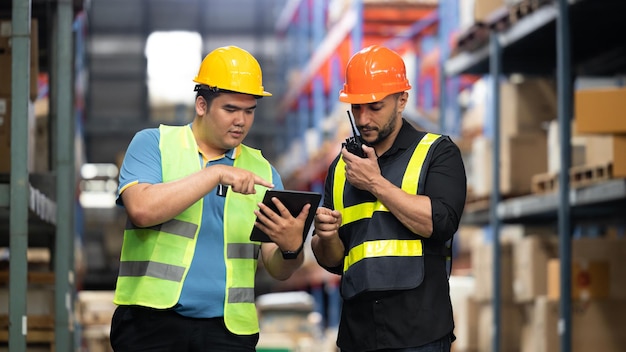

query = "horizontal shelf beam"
[462,179,626,225]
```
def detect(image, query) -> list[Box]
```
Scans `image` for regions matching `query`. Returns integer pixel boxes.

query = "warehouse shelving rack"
[274,0,442,188]
[442,0,626,351]
[1,0,83,351]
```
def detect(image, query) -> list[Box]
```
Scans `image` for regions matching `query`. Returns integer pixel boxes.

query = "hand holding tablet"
[250,190,322,243]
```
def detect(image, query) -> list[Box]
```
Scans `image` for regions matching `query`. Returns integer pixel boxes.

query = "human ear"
[195,96,207,116]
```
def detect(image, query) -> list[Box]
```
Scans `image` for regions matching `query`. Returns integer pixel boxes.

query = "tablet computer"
[250,189,322,243]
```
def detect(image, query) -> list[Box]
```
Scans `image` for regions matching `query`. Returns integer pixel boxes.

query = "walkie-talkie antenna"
[347,110,360,137]
[343,110,366,158]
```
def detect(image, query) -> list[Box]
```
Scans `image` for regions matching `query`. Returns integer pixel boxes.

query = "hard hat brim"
[193,81,272,97]
[339,90,406,104]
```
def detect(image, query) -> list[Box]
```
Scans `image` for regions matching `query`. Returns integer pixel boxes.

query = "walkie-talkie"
[342,110,367,158]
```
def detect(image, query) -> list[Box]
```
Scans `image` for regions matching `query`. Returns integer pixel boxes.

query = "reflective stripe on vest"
[333,133,440,227]
[114,124,271,335]
[344,239,423,269]
[223,146,271,335]
[334,132,440,275]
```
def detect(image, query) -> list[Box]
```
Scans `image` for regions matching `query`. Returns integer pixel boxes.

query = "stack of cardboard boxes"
[0,250,55,351]
[574,86,626,178]
[455,231,626,352]
[76,291,116,352]
[468,77,556,198]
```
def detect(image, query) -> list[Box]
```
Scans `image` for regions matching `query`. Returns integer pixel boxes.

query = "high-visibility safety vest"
[333,132,443,299]
[113,124,272,335]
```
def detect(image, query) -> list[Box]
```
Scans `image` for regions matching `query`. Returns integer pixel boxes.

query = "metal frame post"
[9,0,32,350]
[53,0,75,350]
[438,0,449,134]
[488,32,502,352]
[556,0,572,351]
[350,0,363,53]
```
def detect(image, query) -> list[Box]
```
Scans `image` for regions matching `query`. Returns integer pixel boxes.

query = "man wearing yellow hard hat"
[110,46,310,351]
[312,45,467,352]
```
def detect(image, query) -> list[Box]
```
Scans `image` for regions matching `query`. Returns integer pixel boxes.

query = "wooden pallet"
[0,271,54,285]
[77,290,116,326]
[571,163,612,187]
[531,163,613,194]
[531,171,558,194]
[0,315,55,351]
[485,6,511,31]
[465,193,491,212]
[0,315,55,331]
[454,0,552,56]
[454,22,489,55]
[508,0,553,22]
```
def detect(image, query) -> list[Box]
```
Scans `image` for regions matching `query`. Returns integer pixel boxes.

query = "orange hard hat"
[193,46,271,97]
[339,45,411,104]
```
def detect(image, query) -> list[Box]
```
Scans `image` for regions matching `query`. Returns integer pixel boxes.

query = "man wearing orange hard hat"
[312,45,467,352]
[110,46,309,351]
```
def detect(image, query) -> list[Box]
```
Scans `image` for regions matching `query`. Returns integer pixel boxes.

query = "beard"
[365,107,398,147]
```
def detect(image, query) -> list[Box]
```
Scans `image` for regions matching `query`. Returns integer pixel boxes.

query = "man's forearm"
[311,235,345,268]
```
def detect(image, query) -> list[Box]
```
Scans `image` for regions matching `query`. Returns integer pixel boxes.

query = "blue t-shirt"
[117,125,283,318]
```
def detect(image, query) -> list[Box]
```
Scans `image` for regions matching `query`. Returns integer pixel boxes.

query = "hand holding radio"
[342,110,367,158]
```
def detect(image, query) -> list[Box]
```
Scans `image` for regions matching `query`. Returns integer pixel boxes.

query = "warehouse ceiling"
[84,0,288,166]
[0,0,440,167]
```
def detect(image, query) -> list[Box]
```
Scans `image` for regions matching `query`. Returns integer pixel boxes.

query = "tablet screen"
[250,190,322,243]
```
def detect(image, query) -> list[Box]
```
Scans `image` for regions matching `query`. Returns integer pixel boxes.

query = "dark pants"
[341,333,452,352]
[110,305,259,352]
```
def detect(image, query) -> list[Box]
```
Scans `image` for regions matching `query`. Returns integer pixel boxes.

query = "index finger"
[254,175,275,189]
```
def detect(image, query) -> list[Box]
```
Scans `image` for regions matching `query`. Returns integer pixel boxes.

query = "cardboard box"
[77,290,116,326]
[571,237,626,299]
[477,301,524,352]
[471,241,514,302]
[527,296,626,352]
[582,133,626,178]
[0,287,54,316]
[474,0,505,22]
[575,87,626,134]
[547,259,610,300]
[450,276,478,352]
[544,237,626,300]
[547,119,587,173]
[0,19,39,101]
[500,79,557,137]
[471,132,548,197]
[513,235,558,303]
[82,325,114,352]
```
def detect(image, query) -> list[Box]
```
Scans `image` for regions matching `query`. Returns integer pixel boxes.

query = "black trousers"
[110,305,259,352]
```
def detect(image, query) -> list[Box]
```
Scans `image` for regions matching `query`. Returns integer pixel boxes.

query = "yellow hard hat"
[193,45,272,97]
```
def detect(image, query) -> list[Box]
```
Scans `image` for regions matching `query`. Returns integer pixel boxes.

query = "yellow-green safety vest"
[113,124,271,335]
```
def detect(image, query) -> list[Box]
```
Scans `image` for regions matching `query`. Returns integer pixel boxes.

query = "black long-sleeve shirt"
[319,119,467,351]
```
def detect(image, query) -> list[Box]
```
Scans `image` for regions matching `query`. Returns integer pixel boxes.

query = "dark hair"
[196,87,221,108]
[194,85,263,108]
